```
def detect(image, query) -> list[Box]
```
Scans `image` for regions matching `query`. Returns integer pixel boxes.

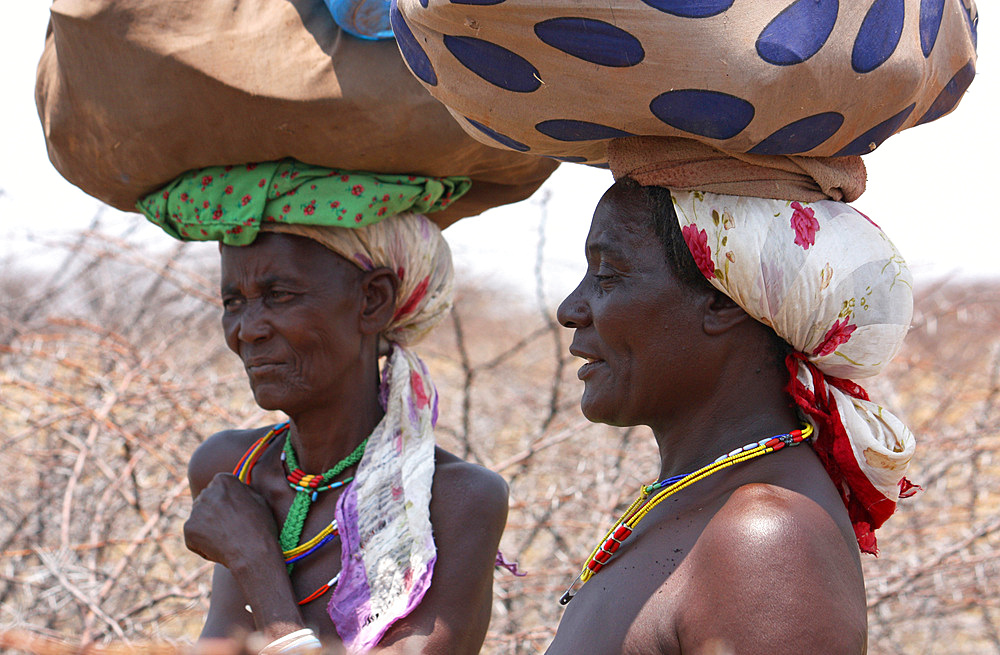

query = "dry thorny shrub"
[1,220,998,654]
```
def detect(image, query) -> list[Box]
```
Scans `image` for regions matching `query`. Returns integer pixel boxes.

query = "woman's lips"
[570,350,604,380]
[245,361,285,375]
[577,358,605,380]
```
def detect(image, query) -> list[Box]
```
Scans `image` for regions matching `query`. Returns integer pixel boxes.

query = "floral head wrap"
[136,159,470,246]
[140,161,463,651]
[671,190,916,554]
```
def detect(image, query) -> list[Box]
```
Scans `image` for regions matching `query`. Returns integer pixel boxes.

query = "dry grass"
[1,219,998,654]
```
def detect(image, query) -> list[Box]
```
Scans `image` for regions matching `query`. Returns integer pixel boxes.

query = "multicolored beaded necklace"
[559,425,813,605]
[233,421,366,604]
[278,428,366,572]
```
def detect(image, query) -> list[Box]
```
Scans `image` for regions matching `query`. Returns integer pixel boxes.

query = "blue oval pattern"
[852,0,905,73]
[916,59,976,125]
[756,0,839,66]
[748,112,844,155]
[833,104,915,155]
[450,0,507,4]
[534,17,644,67]
[389,1,437,85]
[919,0,945,57]
[535,120,634,141]
[649,89,755,140]
[640,0,734,18]
[443,35,541,93]
[551,156,589,163]
[465,117,530,151]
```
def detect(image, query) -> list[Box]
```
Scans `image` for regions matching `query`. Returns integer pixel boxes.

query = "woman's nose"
[237,300,272,343]
[557,280,591,329]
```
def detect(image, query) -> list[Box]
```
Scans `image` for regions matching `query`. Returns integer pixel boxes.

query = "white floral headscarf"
[671,190,916,554]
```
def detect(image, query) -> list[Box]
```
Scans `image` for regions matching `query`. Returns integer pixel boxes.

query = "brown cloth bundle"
[394,0,977,200]
[35,0,559,227]
[608,137,868,202]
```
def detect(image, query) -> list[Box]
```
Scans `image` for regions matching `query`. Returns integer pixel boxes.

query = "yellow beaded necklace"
[560,425,813,605]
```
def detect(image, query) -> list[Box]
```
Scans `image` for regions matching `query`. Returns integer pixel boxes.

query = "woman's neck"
[284,368,384,473]
[652,411,801,482]
[650,345,800,482]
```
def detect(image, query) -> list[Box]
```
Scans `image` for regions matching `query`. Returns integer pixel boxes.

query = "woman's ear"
[359,267,399,335]
[702,288,752,336]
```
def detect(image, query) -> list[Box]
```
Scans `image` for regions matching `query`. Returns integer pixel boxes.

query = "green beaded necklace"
[279,433,367,572]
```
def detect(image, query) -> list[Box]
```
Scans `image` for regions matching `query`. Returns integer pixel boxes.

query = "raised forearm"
[228,554,306,640]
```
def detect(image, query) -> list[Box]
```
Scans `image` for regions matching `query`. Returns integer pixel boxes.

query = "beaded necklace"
[559,425,813,605]
[232,422,365,604]
[279,431,366,573]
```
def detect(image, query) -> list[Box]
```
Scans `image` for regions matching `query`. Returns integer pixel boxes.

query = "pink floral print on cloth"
[136,159,471,246]
[670,190,916,553]
[789,202,820,250]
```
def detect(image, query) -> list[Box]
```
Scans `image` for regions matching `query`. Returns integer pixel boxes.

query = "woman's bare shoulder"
[187,425,276,498]
[432,447,509,527]
[677,483,867,654]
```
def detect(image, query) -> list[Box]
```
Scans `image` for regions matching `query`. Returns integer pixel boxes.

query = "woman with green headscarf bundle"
[139,159,509,654]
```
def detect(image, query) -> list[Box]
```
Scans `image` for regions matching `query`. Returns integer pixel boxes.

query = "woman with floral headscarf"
[139,160,508,654]
[548,174,913,654]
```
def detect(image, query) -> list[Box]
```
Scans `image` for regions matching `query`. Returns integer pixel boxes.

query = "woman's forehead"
[220,233,353,284]
[587,184,655,248]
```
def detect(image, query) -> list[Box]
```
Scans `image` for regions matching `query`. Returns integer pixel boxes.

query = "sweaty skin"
[183,233,508,653]
[547,182,867,655]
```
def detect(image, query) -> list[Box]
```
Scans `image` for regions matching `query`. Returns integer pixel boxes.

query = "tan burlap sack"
[393,0,977,171]
[35,0,559,227]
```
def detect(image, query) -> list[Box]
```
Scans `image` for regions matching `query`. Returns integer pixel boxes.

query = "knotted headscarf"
[140,161,463,651]
[137,159,470,245]
[669,190,916,554]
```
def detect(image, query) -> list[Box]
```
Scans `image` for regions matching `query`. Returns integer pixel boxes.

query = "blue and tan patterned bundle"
[393,0,977,165]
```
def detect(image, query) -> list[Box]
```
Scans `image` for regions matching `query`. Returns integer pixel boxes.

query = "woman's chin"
[580,391,635,428]
[250,386,292,413]
[579,394,612,426]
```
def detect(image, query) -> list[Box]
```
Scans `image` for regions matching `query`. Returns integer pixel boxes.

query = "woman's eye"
[593,266,618,282]
[268,290,294,302]
[222,297,244,311]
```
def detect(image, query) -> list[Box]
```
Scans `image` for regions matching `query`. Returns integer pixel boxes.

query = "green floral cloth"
[137,159,472,245]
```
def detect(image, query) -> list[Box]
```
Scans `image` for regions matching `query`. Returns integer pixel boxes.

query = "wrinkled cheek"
[221,321,240,354]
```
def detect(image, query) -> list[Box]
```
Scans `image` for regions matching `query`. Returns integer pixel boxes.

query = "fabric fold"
[608,137,867,203]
